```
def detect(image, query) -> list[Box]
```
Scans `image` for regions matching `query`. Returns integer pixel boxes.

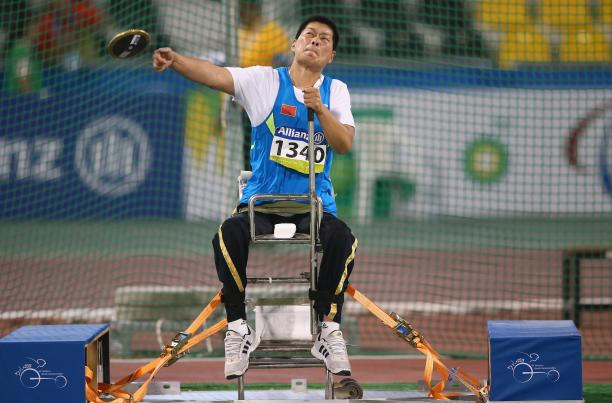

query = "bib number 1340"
[272,138,326,163]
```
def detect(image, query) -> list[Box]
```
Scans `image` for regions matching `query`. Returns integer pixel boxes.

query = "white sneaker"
[311,330,351,375]
[224,325,260,379]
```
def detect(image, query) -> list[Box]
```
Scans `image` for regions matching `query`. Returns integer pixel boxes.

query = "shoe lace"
[225,332,243,357]
[326,331,348,356]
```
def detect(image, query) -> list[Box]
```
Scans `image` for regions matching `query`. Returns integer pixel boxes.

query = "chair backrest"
[237,170,323,243]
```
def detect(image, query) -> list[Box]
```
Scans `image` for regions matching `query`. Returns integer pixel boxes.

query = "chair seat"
[252,232,312,243]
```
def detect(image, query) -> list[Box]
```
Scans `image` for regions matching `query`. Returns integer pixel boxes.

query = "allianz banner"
[0,93,184,218]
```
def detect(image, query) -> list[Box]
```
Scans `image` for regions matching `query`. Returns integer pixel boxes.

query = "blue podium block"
[0,324,110,403]
[488,320,582,401]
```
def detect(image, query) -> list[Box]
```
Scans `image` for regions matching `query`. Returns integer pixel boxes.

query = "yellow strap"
[335,238,358,295]
[327,303,337,321]
[218,225,245,292]
[185,290,223,334]
[346,284,396,327]
[346,284,484,401]
[86,291,227,403]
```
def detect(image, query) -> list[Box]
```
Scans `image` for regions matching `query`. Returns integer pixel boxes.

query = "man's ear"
[291,39,296,52]
[328,51,336,64]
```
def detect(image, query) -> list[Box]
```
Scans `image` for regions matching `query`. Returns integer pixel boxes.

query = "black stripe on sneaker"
[245,341,251,346]
[324,352,329,358]
[319,346,325,353]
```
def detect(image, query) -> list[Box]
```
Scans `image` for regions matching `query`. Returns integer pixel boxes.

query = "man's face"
[292,22,335,69]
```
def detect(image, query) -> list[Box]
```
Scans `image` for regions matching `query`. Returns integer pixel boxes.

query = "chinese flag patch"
[281,104,297,117]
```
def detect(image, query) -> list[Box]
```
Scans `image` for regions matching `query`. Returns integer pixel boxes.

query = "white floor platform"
[141,389,434,402]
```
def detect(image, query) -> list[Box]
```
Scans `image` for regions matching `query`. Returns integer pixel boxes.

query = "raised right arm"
[153,47,234,95]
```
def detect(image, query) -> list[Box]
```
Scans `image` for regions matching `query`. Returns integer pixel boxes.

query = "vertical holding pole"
[308,108,318,336]
[224,0,238,66]
[101,332,110,384]
[223,0,242,215]
[325,369,335,399]
[573,256,582,328]
[562,251,571,321]
[237,375,245,400]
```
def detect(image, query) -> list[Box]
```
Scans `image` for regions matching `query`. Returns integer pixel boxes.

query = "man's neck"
[288,64,322,88]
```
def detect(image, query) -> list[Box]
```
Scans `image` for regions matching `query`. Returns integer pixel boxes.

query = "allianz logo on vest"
[275,126,325,144]
[76,115,151,197]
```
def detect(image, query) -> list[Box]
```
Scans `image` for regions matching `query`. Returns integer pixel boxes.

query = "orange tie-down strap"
[346,285,489,402]
[86,290,227,403]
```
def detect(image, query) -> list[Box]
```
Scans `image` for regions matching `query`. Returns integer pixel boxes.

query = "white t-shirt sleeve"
[330,79,355,129]
[226,66,279,127]
[226,67,355,131]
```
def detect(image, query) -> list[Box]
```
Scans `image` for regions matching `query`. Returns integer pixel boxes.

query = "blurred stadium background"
[0,0,611,361]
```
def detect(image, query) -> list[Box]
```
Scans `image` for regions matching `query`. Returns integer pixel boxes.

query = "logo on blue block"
[14,358,68,389]
[507,352,560,384]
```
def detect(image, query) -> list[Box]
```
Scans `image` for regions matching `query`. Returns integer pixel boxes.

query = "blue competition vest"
[239,67,337,215]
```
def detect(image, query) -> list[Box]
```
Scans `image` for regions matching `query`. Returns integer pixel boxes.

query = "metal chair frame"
[236,110,335,399]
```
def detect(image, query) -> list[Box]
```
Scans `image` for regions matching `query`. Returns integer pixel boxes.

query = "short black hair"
[295,15,339,51]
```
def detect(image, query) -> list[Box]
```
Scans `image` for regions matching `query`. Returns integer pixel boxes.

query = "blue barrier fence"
[2,66,612,219]
[0,68,185,219]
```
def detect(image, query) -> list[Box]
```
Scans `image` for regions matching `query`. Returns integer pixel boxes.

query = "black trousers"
[212,211,357,324]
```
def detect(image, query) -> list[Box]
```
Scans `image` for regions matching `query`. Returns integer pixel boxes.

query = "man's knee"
[321,218,354,245]
[215,215,249,244]
[212,215,249,281]
[222,214,248,232]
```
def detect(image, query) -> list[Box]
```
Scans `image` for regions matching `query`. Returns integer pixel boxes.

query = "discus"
[107,29,151,59]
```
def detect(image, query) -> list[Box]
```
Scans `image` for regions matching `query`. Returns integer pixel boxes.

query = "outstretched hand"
[153,47,175,72]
